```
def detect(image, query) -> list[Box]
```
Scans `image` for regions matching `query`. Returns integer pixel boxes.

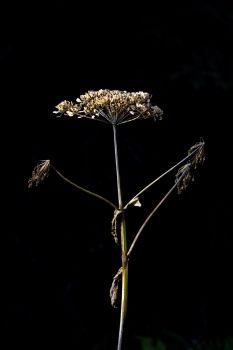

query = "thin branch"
[118,111,144,124]
[51,165,117,209]
[79,115,109,124]
[124,141,204,210]
[127,164,190,258]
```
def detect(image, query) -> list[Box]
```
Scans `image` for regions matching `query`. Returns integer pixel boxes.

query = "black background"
[2,2,233,349]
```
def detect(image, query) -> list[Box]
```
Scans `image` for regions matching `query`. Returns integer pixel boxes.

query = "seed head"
[53,89,163,125]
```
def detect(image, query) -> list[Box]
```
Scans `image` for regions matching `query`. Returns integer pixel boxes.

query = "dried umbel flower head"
[53,89,163,125]
[28,160,50,188]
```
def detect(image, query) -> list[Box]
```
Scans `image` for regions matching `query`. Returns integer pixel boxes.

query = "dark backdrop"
[2,2,233,349]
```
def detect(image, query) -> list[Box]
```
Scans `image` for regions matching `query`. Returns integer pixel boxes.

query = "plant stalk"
[112,125,128,350]
[127,165,190,258]
[124,141,204,210]
[113,125,123,209]
[51,165,117,209]
[118,213,128,350]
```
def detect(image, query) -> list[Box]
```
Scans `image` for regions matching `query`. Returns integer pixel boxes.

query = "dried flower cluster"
[28,160,50,188]
[53,89,163,125]
[175,140,205,194]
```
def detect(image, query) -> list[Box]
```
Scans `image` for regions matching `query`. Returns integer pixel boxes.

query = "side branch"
[124,140,204,210]
[51,165,117,209]
[127,163,191,258]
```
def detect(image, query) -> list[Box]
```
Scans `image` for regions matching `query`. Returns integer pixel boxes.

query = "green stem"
[112,125,128,350]
[117,213,128,350]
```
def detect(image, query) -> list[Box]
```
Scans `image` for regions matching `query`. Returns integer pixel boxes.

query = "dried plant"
[28,89,205,350]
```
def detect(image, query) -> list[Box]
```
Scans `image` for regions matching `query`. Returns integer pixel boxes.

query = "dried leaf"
[175,139,205,194]
[175,163,192,194]
[28,160,50,188]
[111,209,120,244]
[110,267,122,308]
[188,139,205,168]
[128,197,142,207]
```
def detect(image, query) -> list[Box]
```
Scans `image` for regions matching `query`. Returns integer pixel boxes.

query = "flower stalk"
[112,124,129,350]
[113,125,123,209]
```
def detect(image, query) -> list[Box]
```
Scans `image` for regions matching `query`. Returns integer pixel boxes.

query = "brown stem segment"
[51,165,117,209]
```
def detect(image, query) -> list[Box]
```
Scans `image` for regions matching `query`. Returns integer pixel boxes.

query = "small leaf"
[110,267,122,308]
[128,197,142,207]
[28,160,50,188]
[111,209,120,245]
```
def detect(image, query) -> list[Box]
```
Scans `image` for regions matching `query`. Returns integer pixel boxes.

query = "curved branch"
[124,141,204,210]
[51,165,117,209]
[127,165,190,258]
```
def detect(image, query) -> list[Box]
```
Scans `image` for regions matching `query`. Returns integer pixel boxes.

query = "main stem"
[113,125,128,350]
[113,125,123,209]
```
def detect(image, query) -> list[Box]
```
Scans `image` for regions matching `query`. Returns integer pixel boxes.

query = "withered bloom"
[53,89,163,125]
[28,160,50,188]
